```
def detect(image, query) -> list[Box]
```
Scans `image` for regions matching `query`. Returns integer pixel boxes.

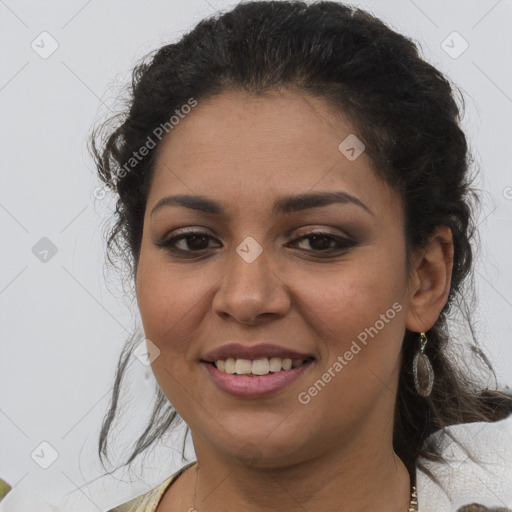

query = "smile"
[201,358,316,398]
[211,357,314,376]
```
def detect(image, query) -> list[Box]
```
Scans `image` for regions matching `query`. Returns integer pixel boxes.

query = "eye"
[287,231,356,254]
[155,230,221,255]
[155,229,357,258]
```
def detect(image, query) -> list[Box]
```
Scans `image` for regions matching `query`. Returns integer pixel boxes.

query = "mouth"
[199,343,316,397]
[200,355,316,398]
[202,356,316,377]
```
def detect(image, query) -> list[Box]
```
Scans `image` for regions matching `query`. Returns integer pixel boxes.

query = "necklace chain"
[192,465,419,511]
[409,485,418,512]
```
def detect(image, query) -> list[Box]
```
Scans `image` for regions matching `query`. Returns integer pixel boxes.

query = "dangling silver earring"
[413,332,434,397]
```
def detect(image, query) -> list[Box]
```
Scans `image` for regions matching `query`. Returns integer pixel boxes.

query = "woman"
[88,1,512,511]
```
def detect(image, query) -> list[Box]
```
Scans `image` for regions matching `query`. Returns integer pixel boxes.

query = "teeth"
[225,358,236,374]
[235,359,252,375]
[252,358,269,375]
[214,357,307,375]
[269,357,282,372]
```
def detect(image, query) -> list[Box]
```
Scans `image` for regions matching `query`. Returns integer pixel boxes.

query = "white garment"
[416,413,512,511]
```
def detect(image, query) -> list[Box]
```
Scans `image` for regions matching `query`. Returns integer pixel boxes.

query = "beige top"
[118,461,197,512]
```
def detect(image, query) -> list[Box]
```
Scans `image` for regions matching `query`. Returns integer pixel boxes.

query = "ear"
[405,225,454,333]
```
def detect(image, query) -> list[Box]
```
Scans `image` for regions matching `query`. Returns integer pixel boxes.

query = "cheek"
[136,258,211,408]
[135,254,205,353]
[298,256,405,332]
[292,252,407,385]
[293,265,406,416]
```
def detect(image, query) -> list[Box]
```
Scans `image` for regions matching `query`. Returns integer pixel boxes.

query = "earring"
[413,332,434,397]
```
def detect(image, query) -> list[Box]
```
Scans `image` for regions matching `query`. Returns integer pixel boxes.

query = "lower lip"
[201,360,315,398]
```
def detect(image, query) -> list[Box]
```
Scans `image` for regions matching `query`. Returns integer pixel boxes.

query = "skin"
[135,88,454,511]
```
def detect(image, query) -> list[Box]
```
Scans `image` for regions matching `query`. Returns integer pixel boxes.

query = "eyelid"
[286,232,356,253]
[156,224,354,245]
[291,225,355,241]
[156,228,221,248]
[155,227,357,257]
[152,225,215,244]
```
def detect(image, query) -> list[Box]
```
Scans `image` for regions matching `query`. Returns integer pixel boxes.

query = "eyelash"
[155,229,356,258]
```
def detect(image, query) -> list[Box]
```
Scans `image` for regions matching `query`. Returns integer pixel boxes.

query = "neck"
[188,436,412,512]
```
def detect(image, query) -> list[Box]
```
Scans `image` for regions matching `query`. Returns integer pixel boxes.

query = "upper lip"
[201,343,315,362]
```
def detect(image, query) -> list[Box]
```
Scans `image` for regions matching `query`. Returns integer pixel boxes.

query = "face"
[136,89,413,467]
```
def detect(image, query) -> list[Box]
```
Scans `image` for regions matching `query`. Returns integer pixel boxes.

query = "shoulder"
[417,413,512,512]
[108,461,197,512]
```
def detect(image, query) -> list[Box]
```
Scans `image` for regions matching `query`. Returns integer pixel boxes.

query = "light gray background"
[0,0,511,510]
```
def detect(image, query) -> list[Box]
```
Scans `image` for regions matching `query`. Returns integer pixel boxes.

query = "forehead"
[154,89,354,170]
[148,89,399,220]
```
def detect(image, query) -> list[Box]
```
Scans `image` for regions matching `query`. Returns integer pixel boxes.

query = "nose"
[212,244,291,325]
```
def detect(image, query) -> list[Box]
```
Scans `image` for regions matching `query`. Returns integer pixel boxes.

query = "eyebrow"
[150,191,374,217]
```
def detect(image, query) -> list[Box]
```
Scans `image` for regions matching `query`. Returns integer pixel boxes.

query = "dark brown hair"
[89,0,512,487]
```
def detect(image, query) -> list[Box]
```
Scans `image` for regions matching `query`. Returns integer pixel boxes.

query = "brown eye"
[156,230,222,255]
[155,229,357,259]
[288,232,356,254]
